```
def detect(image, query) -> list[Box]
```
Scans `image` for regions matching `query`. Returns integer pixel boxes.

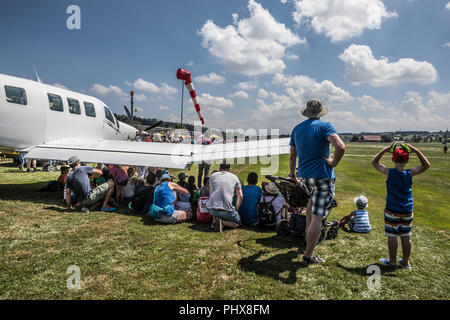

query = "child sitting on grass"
[338,195,371,233]
[372,143,430,269]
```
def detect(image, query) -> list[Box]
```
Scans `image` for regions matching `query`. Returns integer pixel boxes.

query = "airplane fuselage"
[0,73,137,152]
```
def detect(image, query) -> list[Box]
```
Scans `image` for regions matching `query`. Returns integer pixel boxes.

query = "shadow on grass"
[0,182,61,205]
[238,249,306,284]
[336,263,397,277]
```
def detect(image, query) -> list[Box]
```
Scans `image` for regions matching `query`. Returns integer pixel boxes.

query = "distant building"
[362,135,382,142]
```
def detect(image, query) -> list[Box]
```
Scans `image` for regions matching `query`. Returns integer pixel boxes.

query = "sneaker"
[101,205,116,212]
[33,168,38,172]
[27,169,31,173]
[398,258,412,269]
[210,222,215,229]
[302,255,325,265]
[215,218,223,233]
[379,258,397,268]
[81,207,90,214]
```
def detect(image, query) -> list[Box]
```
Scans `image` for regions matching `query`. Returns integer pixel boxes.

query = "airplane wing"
[23,137,291,169]
[23,138,193,169]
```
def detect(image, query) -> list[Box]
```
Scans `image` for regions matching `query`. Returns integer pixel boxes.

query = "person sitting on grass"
[39,166,70,192]
[110,164,129,204]
[260,182,287,223]
[206,162,243,232]
[176,173,191,213]
[65,156,116,213]
[238,172,262,226]
[151,172,192,224]
[185,175,198,202]
[372,143,430,269]
[338,195,371,233]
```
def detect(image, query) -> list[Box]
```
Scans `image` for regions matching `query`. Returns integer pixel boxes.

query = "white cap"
[354,195,368,208]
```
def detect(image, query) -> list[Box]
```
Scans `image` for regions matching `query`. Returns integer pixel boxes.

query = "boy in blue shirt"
[372,143,430,269]
[238,172,262,225]
[339,195,371,233]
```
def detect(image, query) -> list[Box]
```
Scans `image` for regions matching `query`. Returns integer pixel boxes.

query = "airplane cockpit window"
[103,106,115,124]
[47,93,63,112]
[4,86,27,105]
[84,102,96,117]
[67,98,81,115]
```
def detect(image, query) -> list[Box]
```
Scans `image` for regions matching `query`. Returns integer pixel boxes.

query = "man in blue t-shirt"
[289,99,346,265]
[238,172,262,225]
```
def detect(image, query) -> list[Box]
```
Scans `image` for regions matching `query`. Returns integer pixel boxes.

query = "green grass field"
[0,143,449,299]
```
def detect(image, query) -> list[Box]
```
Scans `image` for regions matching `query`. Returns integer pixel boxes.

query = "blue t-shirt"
[289,119,337,179]
[352,209,371,233]
[238,185,262,225]
[386,168,413,213]
[154,182,176,216]
[66,166,93,204]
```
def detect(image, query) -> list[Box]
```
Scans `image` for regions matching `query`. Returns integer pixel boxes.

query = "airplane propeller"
[144,120,163,132]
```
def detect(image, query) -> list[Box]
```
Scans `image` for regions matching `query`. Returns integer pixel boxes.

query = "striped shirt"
[353,209,371,233]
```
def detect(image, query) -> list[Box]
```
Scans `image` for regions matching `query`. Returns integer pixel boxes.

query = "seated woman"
[152,173,193,224]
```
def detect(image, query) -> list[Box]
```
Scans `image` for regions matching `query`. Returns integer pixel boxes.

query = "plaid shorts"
[303,178,335,217]
[384,209,413,237]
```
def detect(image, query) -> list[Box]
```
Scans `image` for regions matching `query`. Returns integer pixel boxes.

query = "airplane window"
[104,106,115,124]
[67,98,81,115]
[4,86,27,105]
[47,93,63,112]
[84,102,96,117]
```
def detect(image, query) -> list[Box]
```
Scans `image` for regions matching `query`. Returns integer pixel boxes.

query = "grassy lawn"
[0,142,449,299]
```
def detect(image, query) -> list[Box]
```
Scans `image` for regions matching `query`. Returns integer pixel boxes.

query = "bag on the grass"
[196,196,212,223]
[257,196,277,225]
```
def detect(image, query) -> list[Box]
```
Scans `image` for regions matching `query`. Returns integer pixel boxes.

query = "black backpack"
[130,184,154,214]
[257,196,277,225]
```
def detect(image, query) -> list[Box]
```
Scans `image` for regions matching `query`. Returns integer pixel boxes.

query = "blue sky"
[0,0,449,134]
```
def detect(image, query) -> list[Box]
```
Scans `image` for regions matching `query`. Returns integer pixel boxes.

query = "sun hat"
[301,99,328,118]
[265,182,280,195]
[354,195,368,209]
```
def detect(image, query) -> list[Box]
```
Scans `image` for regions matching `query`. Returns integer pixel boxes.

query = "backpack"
[196,196,213,224]
[257,196,277,226]
[130,184,154,214]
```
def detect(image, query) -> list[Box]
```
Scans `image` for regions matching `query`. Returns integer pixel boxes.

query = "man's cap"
[392,147,410,162]
[301,99,328,118]
[68,156,80,166]
[354,195,368,208]
[178,172,188,180]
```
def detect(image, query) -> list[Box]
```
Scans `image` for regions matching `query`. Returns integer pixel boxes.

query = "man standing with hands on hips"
[289,99,346,265]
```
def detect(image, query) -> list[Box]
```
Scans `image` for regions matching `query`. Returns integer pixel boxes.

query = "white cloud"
[131,78,178,96]
[91,83,127,97]
[292,0,397,42]
[198,93,234,109]
[159,105,170,110]
[360,95,384,111]
[236,81,258,90]
[134,93,148,102]
[53,83,68,90]
[444,42,450,48]
[339,44,438,86]
[272,73,353,105]
[194,72,226,84]
[198,0,305,76]
[228,90,249,99]
[257,88,269,99]
[446,2,450,10]
[187,60,194,67]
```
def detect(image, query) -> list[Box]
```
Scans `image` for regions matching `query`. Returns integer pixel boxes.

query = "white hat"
[265,182,280,195]
[354,195,368,208]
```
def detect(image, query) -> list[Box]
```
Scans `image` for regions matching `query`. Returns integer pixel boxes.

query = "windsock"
[176,68,204,125]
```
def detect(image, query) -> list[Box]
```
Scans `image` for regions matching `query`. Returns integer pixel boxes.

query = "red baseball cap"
[392,147,409,162]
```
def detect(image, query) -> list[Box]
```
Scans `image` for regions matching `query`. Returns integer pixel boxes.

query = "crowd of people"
[26,98,432,270]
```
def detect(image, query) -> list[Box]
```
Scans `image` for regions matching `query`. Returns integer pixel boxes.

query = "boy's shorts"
[384,209,413,237]
[154,210,180,224]
[303,178,335,217]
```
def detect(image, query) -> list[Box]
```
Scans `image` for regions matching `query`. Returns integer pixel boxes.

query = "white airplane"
[0,72,290,169]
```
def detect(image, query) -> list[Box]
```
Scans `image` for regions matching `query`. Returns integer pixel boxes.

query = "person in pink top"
[110,164,129,203]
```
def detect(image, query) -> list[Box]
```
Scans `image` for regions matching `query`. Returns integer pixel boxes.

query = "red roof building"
[362,135,382,142]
